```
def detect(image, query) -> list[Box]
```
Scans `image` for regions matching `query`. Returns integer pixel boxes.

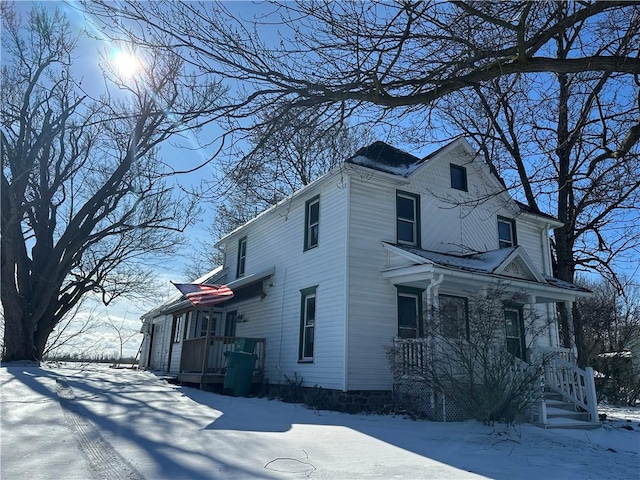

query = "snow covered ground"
[1,362,638,479]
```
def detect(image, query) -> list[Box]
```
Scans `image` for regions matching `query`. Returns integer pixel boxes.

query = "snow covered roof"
[346,141,425,177]
[396,244,517,273]
[387,243,590,293]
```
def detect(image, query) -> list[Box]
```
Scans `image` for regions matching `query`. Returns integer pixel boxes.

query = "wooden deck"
[177,371,264,385]
[177,336,266,388]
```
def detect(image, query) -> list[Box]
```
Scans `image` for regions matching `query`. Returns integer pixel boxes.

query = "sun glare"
[111,51,140,78]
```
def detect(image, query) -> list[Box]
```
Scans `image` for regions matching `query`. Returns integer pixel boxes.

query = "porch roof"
[381,242,591,302]
[141,266,275,320]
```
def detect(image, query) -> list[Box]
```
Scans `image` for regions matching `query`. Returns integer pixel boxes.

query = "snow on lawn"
[1,363,638,480]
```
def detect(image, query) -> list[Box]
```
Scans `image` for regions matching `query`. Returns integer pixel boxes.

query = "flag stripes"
[171,282,234,307]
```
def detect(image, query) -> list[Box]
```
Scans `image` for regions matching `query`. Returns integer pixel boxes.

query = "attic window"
[450,164,468,191]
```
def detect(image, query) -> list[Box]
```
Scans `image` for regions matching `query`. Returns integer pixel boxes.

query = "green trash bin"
[223,351,258,397]
[234,337,258,353]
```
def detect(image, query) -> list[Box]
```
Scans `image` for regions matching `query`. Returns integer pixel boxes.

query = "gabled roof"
[346,141,425,177]
[382,242,591,294]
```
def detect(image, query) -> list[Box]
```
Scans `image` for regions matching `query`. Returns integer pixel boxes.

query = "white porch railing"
[541,352,598,422]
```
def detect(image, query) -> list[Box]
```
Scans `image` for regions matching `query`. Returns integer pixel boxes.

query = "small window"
[224,311,237,337]
[186,310,213,339]
[299,286,317,362]
[172,315,183,343]
[396,191,420,246]
[498,217,517,248]
[237,236,247,277]
[439,295,469,340]
[397,287,424,338]
[304,196,320,250]
[450,164,468,191]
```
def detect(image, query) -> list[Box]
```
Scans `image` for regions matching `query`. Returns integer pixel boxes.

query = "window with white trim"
[304,196,320,250]
[396,191,420,246]
[498,217,517,248]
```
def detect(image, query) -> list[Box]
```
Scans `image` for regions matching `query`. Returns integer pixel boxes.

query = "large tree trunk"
[0,284,35,362]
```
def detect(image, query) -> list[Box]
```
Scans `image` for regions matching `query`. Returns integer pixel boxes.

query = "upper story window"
[396,191,420,246]
[450,164,468,191]
[498,217,517,249]
[236,236,247,277]
[304,196,320,251]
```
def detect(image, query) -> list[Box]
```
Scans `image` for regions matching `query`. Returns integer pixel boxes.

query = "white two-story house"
[140,138,598,427]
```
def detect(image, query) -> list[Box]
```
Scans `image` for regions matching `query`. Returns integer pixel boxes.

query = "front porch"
[392,338,600,428]
[177,336,266,388]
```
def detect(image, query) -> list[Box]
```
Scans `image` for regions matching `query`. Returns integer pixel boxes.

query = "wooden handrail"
[543,354,598,421]
[180,336,266,375]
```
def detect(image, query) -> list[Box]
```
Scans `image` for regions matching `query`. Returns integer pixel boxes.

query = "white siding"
[347,179,399,390]
[149,316,171,372]
[219,177,349,390]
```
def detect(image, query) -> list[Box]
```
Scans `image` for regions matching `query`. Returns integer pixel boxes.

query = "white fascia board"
[343,162,412,186]
[432,265,592,302]
[518,212,564,229]
[381,264,436,284]
[381,242,431,264]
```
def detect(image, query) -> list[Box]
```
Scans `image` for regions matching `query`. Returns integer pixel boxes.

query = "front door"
[504,307,526,361]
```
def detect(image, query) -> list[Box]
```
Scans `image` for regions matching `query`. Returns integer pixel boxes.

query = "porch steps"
[536,391,601,430]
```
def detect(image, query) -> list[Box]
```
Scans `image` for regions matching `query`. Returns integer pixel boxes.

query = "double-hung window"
[304,196,320,251]
[498,217,517,248]
[396,191,420,246]
[439,295,469,340]
[299,286,317,362]
[237,236,247,277]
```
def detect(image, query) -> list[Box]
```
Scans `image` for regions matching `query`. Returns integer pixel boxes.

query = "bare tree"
[183,108,375,279]
[388,286,550,424]
[42,299,104,359]
[1,5,224,361]
[423,3,640,365]
[578,276,640,404]
[81,1,640,360]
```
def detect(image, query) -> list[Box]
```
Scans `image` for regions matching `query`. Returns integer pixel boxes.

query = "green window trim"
[299,285,318,362]
[236,236,247,278]
[396,286,425,338]
[304,196,320,251]
[439,294,470,340]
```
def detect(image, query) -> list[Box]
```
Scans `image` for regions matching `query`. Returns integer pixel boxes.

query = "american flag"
[171,282,234,307]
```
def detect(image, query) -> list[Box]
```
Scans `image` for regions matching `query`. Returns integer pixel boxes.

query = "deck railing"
[541,352,598,422]
[180,336,266,375]
[392,337,431,379]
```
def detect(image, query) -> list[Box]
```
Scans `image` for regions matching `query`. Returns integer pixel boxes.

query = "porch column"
[426,274,444,335]
[563,301,577,353]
